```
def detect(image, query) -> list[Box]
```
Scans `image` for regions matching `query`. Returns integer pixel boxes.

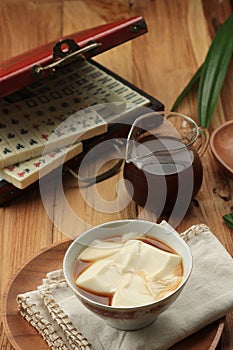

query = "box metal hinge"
[130,18,147,33]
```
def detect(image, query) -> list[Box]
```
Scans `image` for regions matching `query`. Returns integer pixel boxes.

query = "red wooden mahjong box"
[0,16,163,205]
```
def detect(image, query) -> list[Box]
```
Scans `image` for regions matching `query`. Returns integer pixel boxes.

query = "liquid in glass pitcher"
[123,111,209,226]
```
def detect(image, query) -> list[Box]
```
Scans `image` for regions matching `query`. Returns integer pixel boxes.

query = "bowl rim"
[210,120,233,176]
[63,219,193,310]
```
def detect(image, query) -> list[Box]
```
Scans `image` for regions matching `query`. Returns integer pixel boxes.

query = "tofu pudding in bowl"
[75,236,183,307]
[63,220,192,330]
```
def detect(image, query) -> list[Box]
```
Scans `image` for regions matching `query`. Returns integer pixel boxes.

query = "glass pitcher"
[123,111,209,226]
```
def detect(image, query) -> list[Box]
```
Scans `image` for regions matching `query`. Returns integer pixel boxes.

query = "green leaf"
[171,64,203,112]
[198,14,233,128]
[223,213,233,229]
[171,14,233,128]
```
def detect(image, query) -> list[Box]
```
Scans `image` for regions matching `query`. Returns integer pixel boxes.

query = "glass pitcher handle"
[195,127,209,158]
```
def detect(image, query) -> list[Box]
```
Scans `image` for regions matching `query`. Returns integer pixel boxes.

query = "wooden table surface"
[0,1,233,349]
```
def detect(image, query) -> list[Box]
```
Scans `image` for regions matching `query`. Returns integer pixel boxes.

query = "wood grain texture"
[0,1,233,349]
[2,240,226,350]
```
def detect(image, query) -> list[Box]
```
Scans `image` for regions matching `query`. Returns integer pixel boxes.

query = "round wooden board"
[2,240,225,350]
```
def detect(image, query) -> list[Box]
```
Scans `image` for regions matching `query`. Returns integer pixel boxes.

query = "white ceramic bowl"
[63,220,192,331]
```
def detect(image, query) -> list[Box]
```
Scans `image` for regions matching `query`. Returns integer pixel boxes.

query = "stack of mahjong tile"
[0,59,150,189]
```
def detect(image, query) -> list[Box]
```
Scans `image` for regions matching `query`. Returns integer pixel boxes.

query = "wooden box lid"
[0,16,147,98]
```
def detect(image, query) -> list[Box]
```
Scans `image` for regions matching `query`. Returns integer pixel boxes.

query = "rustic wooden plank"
[0,1,63,349]
[0,0,63,61]
[63,0,135,82]
[201,0,233,124]
[0,1,233,349]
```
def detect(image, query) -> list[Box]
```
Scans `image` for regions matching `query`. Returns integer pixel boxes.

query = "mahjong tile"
[17,125,31,137]
[0,155,6,169]
[55,97,78,115]
[14,110,33,124]
[0,118,9,134]
[82,80,99,94]
[0,135,7,147]
[104,79,122,92]
[1,142,83,189]
[70,109,107,140]
[46,110,105,149]
[0,100,17,115]
[67,91,83,105]
[78,94,98,110]
[87,68,105,81]
[106,80,128,95]
[44,129,76,151]
[66,70,83,82]
[49,99,73,121]
[130,95,150,106]
[79,61,96,75]
[93,102,127,123]
[21,97,40,110]
[56,98,71,112]
[74,76,90,89]
[1,128,19,143]
[59,84,77,98]
[70,95,83,106]
[41,107,59,124]
[7,139,32,163]
[28,105,48,120]
[9,116,28,130]
[96,73,113,86]
[93,87,125,104]
[1,161,38,189]
[22,134,45,158]
[35,130,55,145]
[40,118,57,134]
[46,89,66,103]
[11,101,29,114]
[46,103,59,115]
[0,144,18,168]
[41,142,82,173]
[113,85,129,96]
[107,82,149,106]
[121,89,139,102]
[53,113,68,124]
[5,113,27,128]
[27,119,51,136]
[57,118,80,136]
[36,93,56,105]
[1,113,11,123]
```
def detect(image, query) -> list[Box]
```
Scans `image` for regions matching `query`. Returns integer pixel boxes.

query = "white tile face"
[0,144,18,168]
[1,143,82,189]
[0,59,150,186]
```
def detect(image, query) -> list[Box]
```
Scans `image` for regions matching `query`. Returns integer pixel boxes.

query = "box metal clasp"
[32,39,101,78]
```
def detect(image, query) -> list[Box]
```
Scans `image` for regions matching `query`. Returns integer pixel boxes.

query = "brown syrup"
[73,235,183,306]
[123,135,203,221]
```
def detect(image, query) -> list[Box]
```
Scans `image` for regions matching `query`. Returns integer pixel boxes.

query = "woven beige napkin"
[17,223,233,350]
